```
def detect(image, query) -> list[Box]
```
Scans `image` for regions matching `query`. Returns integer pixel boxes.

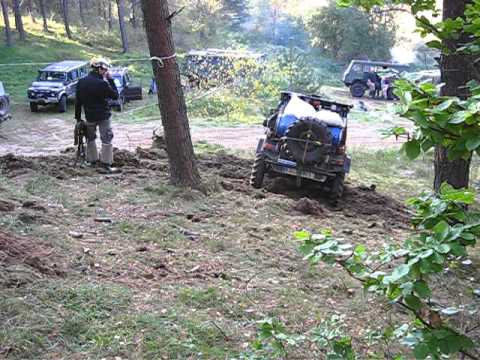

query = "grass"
[2,146,478,359]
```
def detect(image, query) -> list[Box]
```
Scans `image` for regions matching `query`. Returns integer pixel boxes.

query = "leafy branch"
[297,184,480,359]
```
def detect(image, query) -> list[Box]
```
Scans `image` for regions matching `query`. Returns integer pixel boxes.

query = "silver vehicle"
[28,60,89,113]
[0,81,11,123]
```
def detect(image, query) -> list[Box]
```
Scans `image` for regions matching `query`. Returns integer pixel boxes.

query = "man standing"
[75,58,120,173]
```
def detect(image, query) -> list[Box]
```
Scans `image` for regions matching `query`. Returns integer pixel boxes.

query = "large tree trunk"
[61,0,73,39]
[0,0,12,47]
[117,0,128,52]
[12,0,25,41]
[434,0,476,192]
[140,0,202,187]
[37,0,48,32]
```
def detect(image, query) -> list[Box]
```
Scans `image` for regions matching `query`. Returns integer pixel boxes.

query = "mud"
[0,148,409,227]
[0,231,64,287]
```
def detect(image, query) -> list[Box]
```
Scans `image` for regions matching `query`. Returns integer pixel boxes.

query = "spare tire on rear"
[285,117,332,164]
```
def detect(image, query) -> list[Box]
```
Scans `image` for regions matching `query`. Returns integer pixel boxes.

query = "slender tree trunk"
[108,0,113,31]
[61,0,72,39]
[26,0,36,23]
[130,0,137,28]
[79,0,85,25]
[37,0,48,32]
[117,0,128,53]
[140,0,201,187]
[433,0,476,191]
[12,0,25,41]
[0,0,12,47]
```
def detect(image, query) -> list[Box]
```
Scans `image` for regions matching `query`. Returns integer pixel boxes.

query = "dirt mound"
[0,231,63,287]
[342,186,409,225]
[293,198,325,216]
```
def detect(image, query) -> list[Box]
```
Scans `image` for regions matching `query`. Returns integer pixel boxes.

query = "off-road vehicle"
[250,91,353,205]
[27,60,89,113]
[343,60,409,98]
[109,67,143,111]
[0,81,11,124]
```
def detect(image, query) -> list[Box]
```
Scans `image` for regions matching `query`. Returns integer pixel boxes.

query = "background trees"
[306,0,396,61]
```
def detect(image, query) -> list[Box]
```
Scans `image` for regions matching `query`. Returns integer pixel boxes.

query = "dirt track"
[0,105,403,156]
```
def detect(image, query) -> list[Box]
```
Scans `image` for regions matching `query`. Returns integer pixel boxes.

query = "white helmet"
[90,57,111,70]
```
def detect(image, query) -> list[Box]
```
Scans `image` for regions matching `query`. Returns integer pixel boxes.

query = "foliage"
[237,315,355,359]
[384,79,480,161]
[297,184,479,359]
[306,0,396,61]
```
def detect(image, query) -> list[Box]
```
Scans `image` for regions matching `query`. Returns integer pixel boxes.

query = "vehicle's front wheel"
[328,173,345,206]
[350,82,366,98]
[58,95,67,113]
[250,153,266,189]
[30,102,38,112]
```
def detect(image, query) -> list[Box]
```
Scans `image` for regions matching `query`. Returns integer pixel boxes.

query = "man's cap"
[90,57,111,70]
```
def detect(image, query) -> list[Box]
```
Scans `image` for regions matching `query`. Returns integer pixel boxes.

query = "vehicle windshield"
[37,71,66,82]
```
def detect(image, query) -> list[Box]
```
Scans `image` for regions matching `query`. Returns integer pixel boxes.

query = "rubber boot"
[99,143,121,174]
[86,141,99,166]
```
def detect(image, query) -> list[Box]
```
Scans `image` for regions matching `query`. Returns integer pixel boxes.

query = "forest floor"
[1,145,479,359]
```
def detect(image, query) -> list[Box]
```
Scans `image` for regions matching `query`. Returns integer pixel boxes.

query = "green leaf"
[432,99,454,113]
[384,264,410,284]
[403,140,421,160]
[414,343,430,359]
[433,220,449,241]
[448,110,469,124]
[425,40,443,50]
[413,280,431,299]
[434,243,451,254]
[404,294,422,310]
[465,136,480,151]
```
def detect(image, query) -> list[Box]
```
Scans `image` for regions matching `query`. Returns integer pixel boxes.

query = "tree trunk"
[26,0,36,23]
[130,0,137,28]
[12,0,25,41]
[37,0,48,32]
[434,0,476,191]
[140,0,202,187]
[117,0,128,53]
[61,0,73,39]
[0,0,12,47]
[108,0,113,31]
[79,0,85,25]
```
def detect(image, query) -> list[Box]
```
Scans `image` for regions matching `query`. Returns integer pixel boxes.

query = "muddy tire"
[58,95,67,113]
[250,153,266,189]
[329,173,345,206]
[350,82,366,98]
[30,102,38,112]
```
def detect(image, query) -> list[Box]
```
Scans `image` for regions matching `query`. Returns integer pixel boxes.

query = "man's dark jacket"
[75,71,119,122]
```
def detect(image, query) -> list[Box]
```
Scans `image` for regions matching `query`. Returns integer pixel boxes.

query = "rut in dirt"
[0,146,409,227]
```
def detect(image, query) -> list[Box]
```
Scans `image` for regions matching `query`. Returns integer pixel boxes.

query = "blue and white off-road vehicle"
[28,60,89,113]
[0,81,10,124]
[250,91,353,204]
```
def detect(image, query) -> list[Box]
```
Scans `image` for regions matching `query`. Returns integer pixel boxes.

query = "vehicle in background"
[251,91,353,205]
[343,60,409,98]
[27,60,89,113]
[109,67,143,111]
[184,48,265,88]
[0,81,11,123]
